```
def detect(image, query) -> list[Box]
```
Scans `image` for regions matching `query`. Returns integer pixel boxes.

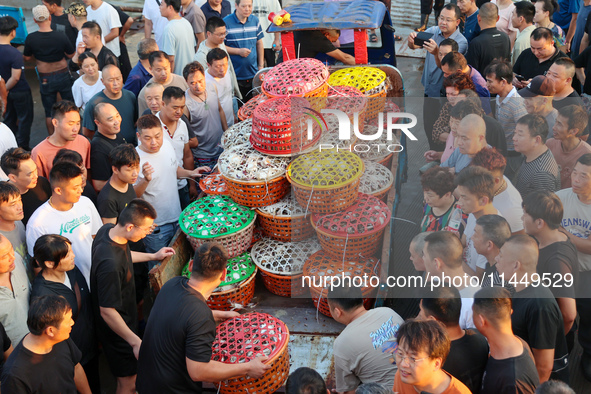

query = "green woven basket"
[182,252,255,286]
[179,195,256,239]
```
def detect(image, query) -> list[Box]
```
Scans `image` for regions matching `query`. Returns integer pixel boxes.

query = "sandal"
[369,32,378,42]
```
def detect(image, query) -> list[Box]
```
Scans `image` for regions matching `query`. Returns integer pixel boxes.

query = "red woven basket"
[311,193,391,260]
[251,237,321,297]
[237,93,268,121]
[255,193,315,242]
[261,58,329,98]
[303,250,380,318]
[325,85,368,133]
[199,173,228,195]
[211,312,290,393]
[250,97,322,157]
[207,269,257,311]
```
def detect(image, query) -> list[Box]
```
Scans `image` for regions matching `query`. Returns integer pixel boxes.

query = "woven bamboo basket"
[358,161,394,202]
[250,97,322,157]
[218,143,290,208]
[199,173,228,195]
[221,119,253,150]
[311,193,391,260]
[255,193,314,242]
[303,250,380,318]
[211,313,290,393]
[251,237,321,297]
[261,58,329,99]
[325,85,368,134]
[328,67,388,119]
[286,150,364,215]
[353,124,399,169]
[237,93,268,121]
[179,195,257,257]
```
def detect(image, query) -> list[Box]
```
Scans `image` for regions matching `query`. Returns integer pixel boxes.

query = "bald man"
[441,114,488,173]
[465,3,511,76]
[495,235,569,384]
[83,65,138,144]
[90,103,126,191]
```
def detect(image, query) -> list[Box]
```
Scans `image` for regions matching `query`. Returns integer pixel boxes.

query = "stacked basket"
[358,161,394,202]
[211,312,290,393]
[255,193,314,242]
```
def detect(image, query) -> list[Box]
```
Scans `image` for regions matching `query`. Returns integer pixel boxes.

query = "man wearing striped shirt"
[512,113,561,199]
[223,0,263,102]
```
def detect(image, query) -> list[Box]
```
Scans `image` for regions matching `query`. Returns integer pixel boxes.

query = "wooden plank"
[148,228,192,295]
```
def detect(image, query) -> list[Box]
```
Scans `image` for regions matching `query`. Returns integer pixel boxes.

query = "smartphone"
[414,32,434,47]
[515,74,526,81]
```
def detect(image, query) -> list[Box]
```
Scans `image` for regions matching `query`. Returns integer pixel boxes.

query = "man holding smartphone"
[407,3,468,151]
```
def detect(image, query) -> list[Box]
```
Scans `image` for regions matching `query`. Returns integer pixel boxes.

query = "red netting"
[237,94,268,121]
[250,97,322,156]
[199,174,228,195]
[211,312,289,364]
[312,193,390,237]
[261,58,329,97]
[302,250,380,295]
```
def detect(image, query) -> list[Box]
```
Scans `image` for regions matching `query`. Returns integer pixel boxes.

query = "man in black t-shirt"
[90,199,174,393]
[0,295,91,393]
[473,287,539,394]
[137,243,270,393]
[1,148,51,226]
[574,41,591,95]
[522,191,577,338]
[69,21,119,73]
[23,5,75,134]
[0,321,12,376]
[419,286,489,393]
[43,0,78,47]
[293,29,355,65]
[90,103,126,192]
[495,234,569,384]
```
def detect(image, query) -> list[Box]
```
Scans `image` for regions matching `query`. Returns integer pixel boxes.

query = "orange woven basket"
[378,153,394,169]
[255,193,314,242]
[251,237,321,297]
[311,193,391,260]
[207,269,257,311]
[199,173,228,195]
[211,313,290,394]
[287,150,364,215]
[218,143,291,208]
[237,93,268,121]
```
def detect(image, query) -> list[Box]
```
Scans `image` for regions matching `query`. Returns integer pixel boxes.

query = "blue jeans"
[143,221,178,270]
[37,69,74,117]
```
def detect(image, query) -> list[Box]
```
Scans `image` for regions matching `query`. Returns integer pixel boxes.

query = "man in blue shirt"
[457,0,481,43]
[224,0,264,102]
[407,3,468,150]
[124,38,158,97]
[554,0,580,51]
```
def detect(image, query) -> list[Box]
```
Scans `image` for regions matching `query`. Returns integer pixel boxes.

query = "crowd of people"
[0,0,590,392]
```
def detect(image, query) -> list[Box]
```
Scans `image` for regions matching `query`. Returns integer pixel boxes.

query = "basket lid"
[179,195,255,238]
[302,250,380,292]
[262,58,329,97]
[221,119,253,150]
[211,312,289,364]
[326,85,368,115]
[253,96,308,123]
[358,161,394,196]
[255,193,308,217]
[180,253,255,286]
[353,124,398,162]
[251,237,321,275]
[237,94,268,121]
[287,150,364,189]
[327,67,387,94]
[218,143,290,182]
[312,193,390,236]
[199,173,228,195]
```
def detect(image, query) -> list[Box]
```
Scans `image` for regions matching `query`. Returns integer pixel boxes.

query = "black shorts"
[100,335,138,378]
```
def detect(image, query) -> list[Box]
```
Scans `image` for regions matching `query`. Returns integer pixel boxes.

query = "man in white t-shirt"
[423,231,480,330]
[26,162,101,287]
[84,0,121,56]
[156,86,197,208]
[0,119,18,181]
[160,0,196,76]
[456,166,501,278]
[134,114,208,268]
[470,147,524,234]
[206,48,235,127]
[556,153,591,380]
[143,0,168,48]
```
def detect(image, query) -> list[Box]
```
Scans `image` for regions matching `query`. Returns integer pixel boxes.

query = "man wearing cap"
[24,4,75,135]
[519,75,559,134]
[66,3,106,51]
[513,27,568,89]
